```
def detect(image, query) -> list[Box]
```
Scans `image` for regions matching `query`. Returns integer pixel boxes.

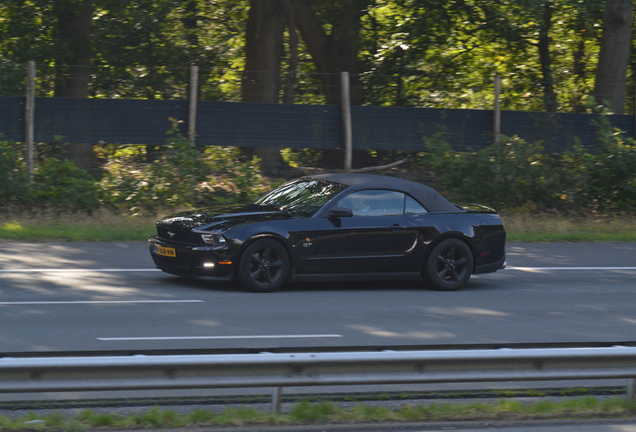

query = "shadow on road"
[157,273,505,294]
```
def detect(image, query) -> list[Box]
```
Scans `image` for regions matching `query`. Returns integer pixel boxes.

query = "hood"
[156,204,299,230]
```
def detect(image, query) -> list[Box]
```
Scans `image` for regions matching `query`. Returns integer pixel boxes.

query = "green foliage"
[31,156,101,212]
[0,396,636,429]
[0,139,31,205]
[100,127,210,213]
[424,133,565,211]
[423,111,636,214]
[563,114,636,212]
[99,122,270,214]
[124,407,186,428]
[0,138,101,212]
[288,401,341,422]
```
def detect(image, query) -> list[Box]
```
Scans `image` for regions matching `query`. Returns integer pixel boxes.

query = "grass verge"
[502,213,636,242]
[0,211,156,242]
[1,211,636,243]
[1,397,635,431]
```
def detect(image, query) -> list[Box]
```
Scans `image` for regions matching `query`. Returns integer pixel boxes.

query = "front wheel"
[237,239,290,292]
[424,238,473,291]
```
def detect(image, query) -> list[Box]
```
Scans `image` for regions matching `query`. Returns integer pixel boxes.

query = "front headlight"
[201,231,226,245]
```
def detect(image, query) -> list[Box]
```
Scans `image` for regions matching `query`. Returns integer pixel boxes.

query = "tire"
[237,238,290,292]
[424,238,473,291]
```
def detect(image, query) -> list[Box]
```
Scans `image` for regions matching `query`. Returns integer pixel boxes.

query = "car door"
[316,190,419,274]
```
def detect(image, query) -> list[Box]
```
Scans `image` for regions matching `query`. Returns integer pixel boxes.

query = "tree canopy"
[2,0,631,110]
[0,0,634,170]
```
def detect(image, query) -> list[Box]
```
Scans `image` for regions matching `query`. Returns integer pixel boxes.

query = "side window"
[337,190,405,216]
[405,195,428,214]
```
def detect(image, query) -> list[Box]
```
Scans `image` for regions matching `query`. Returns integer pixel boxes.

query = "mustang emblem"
[168,231,177,238]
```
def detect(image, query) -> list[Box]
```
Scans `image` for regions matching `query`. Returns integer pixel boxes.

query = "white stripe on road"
[98,334,343,341]
[0,269,160,272]
[0,300,203,305]
[2,267,636,273]
[507,267,636,271]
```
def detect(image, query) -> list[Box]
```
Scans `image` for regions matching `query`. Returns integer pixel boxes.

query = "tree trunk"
[594,0,634,114]
[291,0,365,168]
[241,0,287,175]
[181,0,199,51]
[282,0,298,105]
[53,0,99,170]
[537,1,557,112]
[291,0,362,105]
[54,0,92,98]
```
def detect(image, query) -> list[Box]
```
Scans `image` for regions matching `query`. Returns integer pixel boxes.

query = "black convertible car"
[148,173,506,292]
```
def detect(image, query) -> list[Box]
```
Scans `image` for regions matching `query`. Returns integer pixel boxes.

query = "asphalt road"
[0,242,635,353]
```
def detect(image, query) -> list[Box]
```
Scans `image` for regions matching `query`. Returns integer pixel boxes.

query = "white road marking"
[507,267,636,271]
[2,267,635,273]
[0,300,203,305]
[98,334,343,341]
[0,269,160,272]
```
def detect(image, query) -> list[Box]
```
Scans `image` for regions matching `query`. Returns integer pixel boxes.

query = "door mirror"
[328,207,353,218]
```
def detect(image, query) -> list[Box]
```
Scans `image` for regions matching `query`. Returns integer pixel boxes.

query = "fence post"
[271,386,283,414]
[341,71,352,172]
[188,65,199,145]
[628,378,636,404]
[493,73,501,145]
[25,61,36,184]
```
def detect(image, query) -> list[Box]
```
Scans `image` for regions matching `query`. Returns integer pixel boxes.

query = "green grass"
[0,397,634,430]
[502,213,636,242]
[0,211,156,242]
[1,211,636,243]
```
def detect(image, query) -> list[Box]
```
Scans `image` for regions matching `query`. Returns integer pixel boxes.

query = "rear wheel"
[237,239,289,292]
[424,238,473,291]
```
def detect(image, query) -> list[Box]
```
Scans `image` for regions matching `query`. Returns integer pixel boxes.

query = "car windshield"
[254,178,348,217]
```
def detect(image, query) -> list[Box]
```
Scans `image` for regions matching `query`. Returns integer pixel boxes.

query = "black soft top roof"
[308,173,460,213]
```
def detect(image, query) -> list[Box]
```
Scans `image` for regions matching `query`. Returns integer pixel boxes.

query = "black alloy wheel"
[424,238,473,291]
[237,239,290,292]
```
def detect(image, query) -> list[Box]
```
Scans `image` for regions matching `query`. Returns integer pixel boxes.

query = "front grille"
[157,226,199,244]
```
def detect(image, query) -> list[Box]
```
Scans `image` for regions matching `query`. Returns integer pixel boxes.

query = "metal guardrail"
[2,346,636,413]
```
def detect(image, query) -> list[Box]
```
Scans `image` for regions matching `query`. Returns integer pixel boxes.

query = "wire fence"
[1,63,635,153]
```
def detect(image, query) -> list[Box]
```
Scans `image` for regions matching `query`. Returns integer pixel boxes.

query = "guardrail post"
[628,378,636,404]
[271,386,283,414]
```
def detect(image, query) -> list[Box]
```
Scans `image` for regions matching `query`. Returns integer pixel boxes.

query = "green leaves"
[423,111,636,214]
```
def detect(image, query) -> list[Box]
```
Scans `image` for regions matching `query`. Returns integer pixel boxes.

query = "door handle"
[392,224,404,231]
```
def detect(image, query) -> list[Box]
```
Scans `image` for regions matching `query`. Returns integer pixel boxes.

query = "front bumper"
[148,236,235,279]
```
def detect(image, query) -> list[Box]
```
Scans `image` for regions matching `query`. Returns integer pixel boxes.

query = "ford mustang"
[148,173,506,292]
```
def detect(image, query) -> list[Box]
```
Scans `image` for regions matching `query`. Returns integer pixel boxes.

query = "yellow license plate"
[156,245,176,257]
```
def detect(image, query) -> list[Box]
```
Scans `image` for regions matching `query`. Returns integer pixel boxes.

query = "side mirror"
[328,207,353,218]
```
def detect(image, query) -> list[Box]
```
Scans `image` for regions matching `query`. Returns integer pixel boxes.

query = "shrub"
[99,125,212,213]
[99,125,270,214]
[0,138,32,205]
[423,133,566,211]
[563,114,636,212]
[31,156,101,212]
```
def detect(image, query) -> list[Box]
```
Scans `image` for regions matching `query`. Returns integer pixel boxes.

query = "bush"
[421,111,636,215]
[423,133,567,211]
[0,139,101,213]
[31,156,101,212]
[99,131,211,214]
[563,114,636,212]
[99,124,271,214]
[0,139,31,205]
